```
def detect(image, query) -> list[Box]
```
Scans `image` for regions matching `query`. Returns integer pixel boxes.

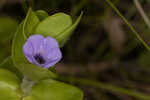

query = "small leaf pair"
[0,69,83,100]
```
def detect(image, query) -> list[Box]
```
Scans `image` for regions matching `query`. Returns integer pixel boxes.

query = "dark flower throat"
[34,54,46,64]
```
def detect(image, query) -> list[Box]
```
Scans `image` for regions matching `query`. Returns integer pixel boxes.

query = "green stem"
[21,77,35,97]
[105,0,150,51]
[59,76,150,100]
[134,0,150,29]
[71,0,88,16]
[29,0,34,8]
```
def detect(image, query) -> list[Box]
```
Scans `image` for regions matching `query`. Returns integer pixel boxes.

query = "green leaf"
[36,10,49,21]
[12,22,57,81]
[57,12,83,47]
[0,69,20,89]
[12,22,27,64]
[0,16,18,43]
[0,57,23,79]
[28,79,83,100]
[24,96,34,100]
[23,8,40,38]
[0,69,21,100]
[34,12,72,38]
[49,66,57,73]
[18,63,57,81]
[0,87,20,100]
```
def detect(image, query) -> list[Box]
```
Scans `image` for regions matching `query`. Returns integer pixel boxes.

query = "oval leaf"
[0,57,23,79]
[24,96,34,100]
[36,10,49,21]
[0,69,20,90]
[19,63,57,81]
[0,69,21,100]
[57,12,83,47]
[34,13,72,37]
[23,8,40,38]
[28,79,83,100]
[0,87,20,100]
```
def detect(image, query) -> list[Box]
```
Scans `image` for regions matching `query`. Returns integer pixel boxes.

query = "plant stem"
[59,76,150,100]
[134,0,150,29]
[21,76,35,97]
[71,0,88,16]
[105,0,150,51]
[29,0,34,8]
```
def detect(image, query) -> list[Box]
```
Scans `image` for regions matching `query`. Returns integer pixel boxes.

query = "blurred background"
[0,0,150,100]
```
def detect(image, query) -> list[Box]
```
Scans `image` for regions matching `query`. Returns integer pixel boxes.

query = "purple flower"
[23,35,62,68]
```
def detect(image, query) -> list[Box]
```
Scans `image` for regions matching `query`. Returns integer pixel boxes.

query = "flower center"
[34,54,46,64]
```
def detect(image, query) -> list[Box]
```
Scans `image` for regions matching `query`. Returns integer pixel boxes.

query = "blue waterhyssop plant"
[0,8,83,100]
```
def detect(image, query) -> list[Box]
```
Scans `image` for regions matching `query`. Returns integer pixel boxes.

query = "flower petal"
[44,37,59,48]
[23,35,62,68]
[27,35,44,54]
[41,37,59,56]
[42,48,62,68]
[23,41,34,63]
